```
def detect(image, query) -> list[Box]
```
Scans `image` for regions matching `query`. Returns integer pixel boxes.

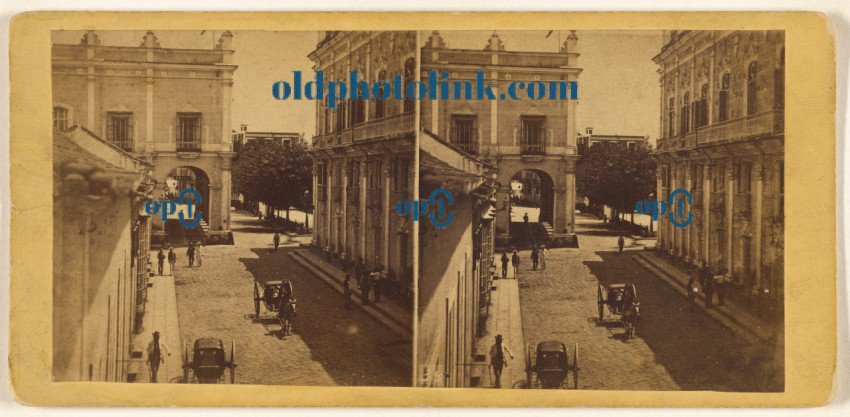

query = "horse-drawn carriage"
[253,280,297,337]
[181,337,236,384]
[522,340,579,389]
[597,282,641,340]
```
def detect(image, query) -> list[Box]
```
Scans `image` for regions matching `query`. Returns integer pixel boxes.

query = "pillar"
[656,165,664,249]
[359,159,367,263]
[341,158,348,262]
[565,164,576,234]
[553,187,566,233]
[220,157,232,230]
[209,184,222,230]
[382,156,391,271]
[670,162,678,255]
[703,162,711,265]
[312,162,318,245]
[754,159,764,288]
[145,69,154,154]
[326,161,333,251]
[725,161,735,274]
[684,162,692,262]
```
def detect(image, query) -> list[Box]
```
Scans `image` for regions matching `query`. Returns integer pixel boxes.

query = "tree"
[576,142,657,220]
[232,139,312,216]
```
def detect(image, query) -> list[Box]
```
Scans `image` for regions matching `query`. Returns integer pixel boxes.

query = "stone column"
[326,161,333,252]
[670,162,678,255]
[703,162,711,265]
[566,159,576,233]
[209,184,223,231]
[753,159,764,289]
[145,69,154,154]
[359,159,368,263]
[382,157,391,272]
[553,187,566,233]
[684,162,692,262]
[656,164,665,249]
[220,157,232,230]
[312,162,318,245]
[725,162,735,274]
[341,159,348,262]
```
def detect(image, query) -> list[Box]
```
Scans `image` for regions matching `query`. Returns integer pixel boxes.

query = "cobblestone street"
[516,215,778,391]
[171,212,411,386]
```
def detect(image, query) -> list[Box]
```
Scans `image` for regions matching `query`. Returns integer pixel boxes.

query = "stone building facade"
[308,31,417,305]
[653,30,785,313]
[421,31,581,244]
[52,31,237,242]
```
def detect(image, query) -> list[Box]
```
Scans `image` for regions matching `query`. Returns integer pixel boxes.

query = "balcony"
[177,140,201,152]
[657,109,784,151]
[313,112,415,149]
[520,142,546,155]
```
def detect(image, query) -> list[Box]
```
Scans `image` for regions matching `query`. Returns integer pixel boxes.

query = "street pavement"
[170,211,411,386]
[515,214,779,391]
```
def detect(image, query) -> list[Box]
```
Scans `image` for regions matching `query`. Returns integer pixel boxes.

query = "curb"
[289,250,412,341]
[632,254,771,344]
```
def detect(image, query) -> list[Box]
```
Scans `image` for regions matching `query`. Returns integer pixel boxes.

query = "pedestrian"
[167,247,176,276]
[360,270,372,306]
[186,242,195,268]
[500,252,509,279]
[687,263,700,310]
[703,265,715,308]
[539,245,548,270]
[489,334,514,388]
[511,250,520,278]
[156,248,165,276]
[195,241,203,267]
[342,272,353,310]
[530,246,539,271]
[355,261,366,289]
[523,212,529,225]
[617,235,625,253]
[714,268,730,306]
[371,269,383,303]
[146,331,171,383]
[273,232,281,250]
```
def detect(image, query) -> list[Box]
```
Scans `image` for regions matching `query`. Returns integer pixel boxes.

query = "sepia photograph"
[415,30,785,392]
[50,30,414,386]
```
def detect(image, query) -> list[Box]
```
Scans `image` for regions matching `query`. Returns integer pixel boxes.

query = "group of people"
[155,242,204,276]
[499,245,548,279]
[687,262,732,309]
[342,261,386,308]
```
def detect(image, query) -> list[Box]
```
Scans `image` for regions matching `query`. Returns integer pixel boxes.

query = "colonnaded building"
[308,31,417,312]
[52,30,237,244]
[418,31,581,387]
[653,30,785,316]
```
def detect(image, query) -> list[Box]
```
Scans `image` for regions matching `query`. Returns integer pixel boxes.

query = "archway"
[509,169,554,225]
[165,166,210,224]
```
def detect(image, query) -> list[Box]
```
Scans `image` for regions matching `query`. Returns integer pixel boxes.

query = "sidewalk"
[473,267,525,389]
[130,259,182,383]
[289,249,412,341]
[634,251,777,344]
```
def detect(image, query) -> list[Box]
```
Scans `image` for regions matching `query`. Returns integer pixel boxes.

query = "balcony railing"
[177,140,201,152]
[313,112,415,149]
[658,109,784,151]
[520,142,546,155]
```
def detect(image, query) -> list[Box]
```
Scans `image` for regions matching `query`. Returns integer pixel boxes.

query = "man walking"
[167,247,176,276]
[539,245,548,270]
[714,268,730,306]
[500,252,509,279]
[146,331,171,383]
[371,269,383,303]
[617,235,625,253]
[360,271,372,306]
[156,248,165,276]
[511,250,520,278]
[186,242,195,268]
[530,246,539,271]
[195,241,203,267]
[342,272,353,310]
[687,263,701,310]
[489,334,514,388]
[273,232,281,250]
[702,264,715,308]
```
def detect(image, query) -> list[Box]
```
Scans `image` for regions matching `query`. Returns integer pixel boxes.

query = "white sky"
[52,30,661,142]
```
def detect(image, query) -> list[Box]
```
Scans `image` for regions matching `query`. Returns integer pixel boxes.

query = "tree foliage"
[232,139,312,210]
[576,142,657,213]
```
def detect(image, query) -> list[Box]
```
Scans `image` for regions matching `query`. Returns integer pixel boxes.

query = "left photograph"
[51,30,414,386]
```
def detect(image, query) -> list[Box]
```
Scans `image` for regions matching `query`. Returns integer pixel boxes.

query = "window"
[736,161,752,194]
[747,62,758,115]
[53,106,69,131]
[712,164,725,192]
[347,161,359,187]
[375,69,387,119]
[692,164,703,190]
[317,163,326,186]
[680,92,690,134]
[775,49,785,109]
[719,73,730,122]
[369,159,382,189]
[667,98,675,137]
[451,115,477,154]
[351,84,366,125]
[696,84,709,128]
[520,116,546,155]
[335,100,348,132]
[397,158,410,192]
[176,112,202,151]
[107,112,133,152]
[403,58,416,112]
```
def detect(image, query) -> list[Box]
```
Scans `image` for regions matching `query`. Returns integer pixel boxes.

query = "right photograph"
[416,30,785,392]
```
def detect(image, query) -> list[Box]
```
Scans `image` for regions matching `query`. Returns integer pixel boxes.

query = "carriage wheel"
[573,343,579,390]
[229,341,237,384]
[524,343,533,388]
[597,285,604,322]
[182,342,189,383]
[253,282,261,317]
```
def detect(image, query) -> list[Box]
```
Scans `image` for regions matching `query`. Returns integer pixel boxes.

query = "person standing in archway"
[511,250,520,278]
[167,247,176,275]
[500,252,509,279]
[186,242,195,268]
